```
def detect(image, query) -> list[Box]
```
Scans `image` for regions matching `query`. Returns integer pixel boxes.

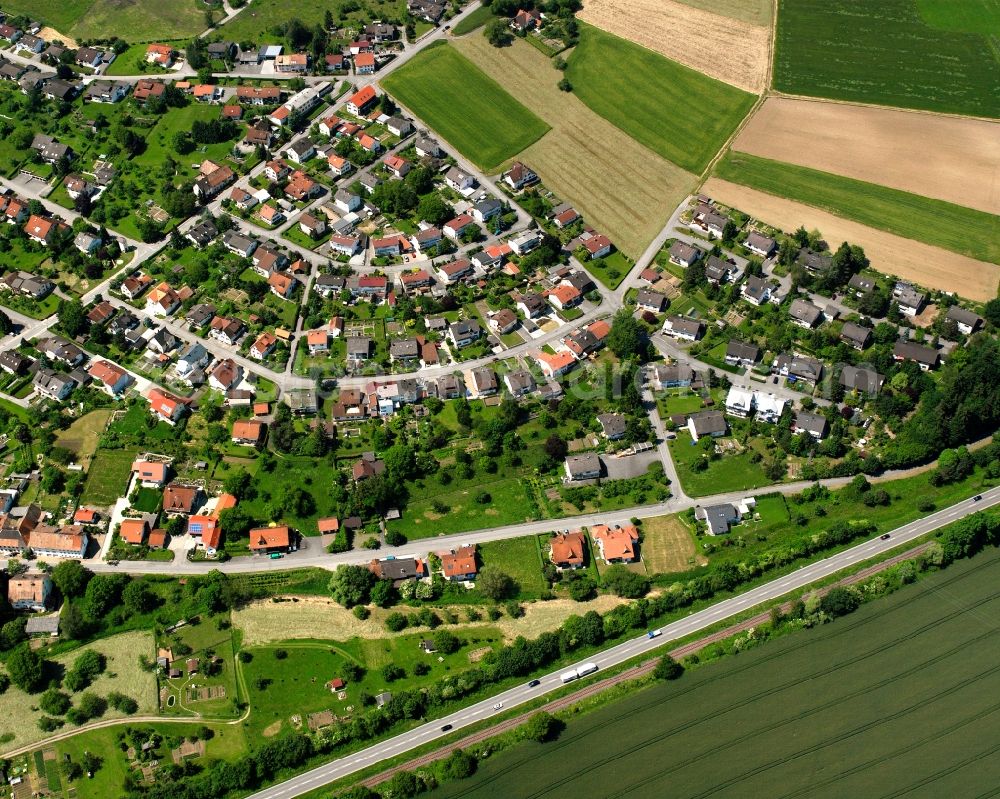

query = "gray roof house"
[597,413,627,440]
[839,365,884,395]
[788,298,824,329]
[564,453,601,481]
[697,503,740,535]
[687,410,727,441]
[839,322,872,350]
[793,411,828,440]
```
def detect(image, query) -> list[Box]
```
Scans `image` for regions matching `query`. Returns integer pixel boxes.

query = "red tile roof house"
[550,531,586,569]
[132,460,169,488]
[147,388,188,425]
[383,154,410,178]
[443,214,475,241]
[536,350,577,379]
[87,359,132,397]
[268,271,297,300]
[163,483,201,516]
[440,545,478,582]
[590,524,640,564]
[581,233,613,260]
[547,284,582,310]
[118,518,148,545]
[346,85,378,116]
[249,331,278,360]
[232,419,266,447]
[146,43,174,66]
[73,508,100,526]
[248,525,292,554]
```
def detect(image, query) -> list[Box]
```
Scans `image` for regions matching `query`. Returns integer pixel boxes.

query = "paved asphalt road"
[245,486,1000,799]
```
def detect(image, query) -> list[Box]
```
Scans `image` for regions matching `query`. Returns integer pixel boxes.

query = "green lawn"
[131,487,162,513]
[564,23,756,173]
[669,433,772,497]
[241,630,503,741]
[429,547,1000,799]
[774,0,1000,118]
[478,537,547,600]
[240,456,340,537]
[715,151,1000,265]
[452,4,495,35]
[80,448,139,505]
[2,0,207,40]
[582,250,633,290]
[220,0,404,43]
[381,42,551,172]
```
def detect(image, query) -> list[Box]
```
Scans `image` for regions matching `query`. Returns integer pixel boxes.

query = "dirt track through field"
[578,0,770,93]
[452,36,696,259]
[702,178,1000,301]
[734,98,1000,215]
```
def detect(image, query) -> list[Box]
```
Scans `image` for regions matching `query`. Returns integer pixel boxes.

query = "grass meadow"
[2,0,208,41]
[715,151,1000,265]
[428,547,1000,799]
[774,0,1000,118]
[220,0,403,44]
[564,23,756,173]
[381,43,550,172]
[478,537,547,599]
[80,448,139,506]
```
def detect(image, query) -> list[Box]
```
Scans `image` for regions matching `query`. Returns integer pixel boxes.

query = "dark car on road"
[441,724,452,731]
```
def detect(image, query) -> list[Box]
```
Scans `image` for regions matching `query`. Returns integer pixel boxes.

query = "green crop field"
[915,0,1000,35]
[381,42,551,172]
[564,24,756,174]
[716,151,1000,265]
[774,0,1000,118]
[431,547,1000,799]
[2,0,208,41]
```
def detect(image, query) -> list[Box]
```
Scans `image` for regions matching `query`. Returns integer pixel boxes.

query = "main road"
[245,485,1000,798]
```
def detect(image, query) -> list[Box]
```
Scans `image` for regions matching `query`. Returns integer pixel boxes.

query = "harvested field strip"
[380,42,549,173]
[774,0,1000,118]
[673,0,772,26]
[640,514,702,574]
[578,0,770,93]
[701,178,1000,302]
[452,36,696,259]
[714,151,1000,266]
[734,98,1000,215]
[565,23,757,173]
[429,548,1000,799]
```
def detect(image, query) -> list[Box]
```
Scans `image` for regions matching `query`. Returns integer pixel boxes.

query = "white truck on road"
[560,662,599,683]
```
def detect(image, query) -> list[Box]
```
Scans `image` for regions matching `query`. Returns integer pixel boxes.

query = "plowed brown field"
[578,0,770,93]
[702,178,1000,301]
[734,98,1000,215]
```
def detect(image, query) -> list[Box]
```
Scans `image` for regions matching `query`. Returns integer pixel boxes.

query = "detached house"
[87,360,132,397]
[662,315,704,342]
[591,524,640,564]
[502,161,538,191]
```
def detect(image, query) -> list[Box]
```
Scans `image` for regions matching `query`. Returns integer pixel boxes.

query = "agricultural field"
[79,447,139,506]
[220,0,404,44]
[429,548,1000,799]
[673,0,772,25]
[915,0,1000,34]
[53,410,113,468]
[1,0,209,41]
[578,0,771,92]
[0,632,156,754]
[564,23,757,173]
[380,42,550,172]
[451,4,495,35]
[734,98,1000,215]
[701,176,1000,302]
[713,151,1000,266]
[451,36,696,258]
[640,514,703,574]
[773,0,1000,118]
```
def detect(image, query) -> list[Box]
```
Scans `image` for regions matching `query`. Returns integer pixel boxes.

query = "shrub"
[385,612,408,632]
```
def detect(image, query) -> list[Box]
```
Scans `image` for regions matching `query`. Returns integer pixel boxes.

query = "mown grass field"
[640,514,702,574]
[479,537,547,599]
[220,0,403,43]
[451,4,495,35]
[430,547,1000,799]
[774,0,1000,118]
[668,433,772,497]
[380,42,550,172]
[564,23,756,173]
[714,151,1000,265]
[2,0,208,41]
[0,632,156,755]
[80,448,138,506]
[53,409,112,466]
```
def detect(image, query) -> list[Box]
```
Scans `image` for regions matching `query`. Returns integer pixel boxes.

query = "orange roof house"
[163,484,199,515]
[248,526,291,553]
[147,388,187,424]
[147,528,168,549]
[590,524,640,564]
[73,508,99,525]
[232,419,265,446]
[119,518,148,545]
[535,350,577,379]
[132,460,169,487]
[550,531,586,569]
[440,545,478,581]
[317,517,339,534]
